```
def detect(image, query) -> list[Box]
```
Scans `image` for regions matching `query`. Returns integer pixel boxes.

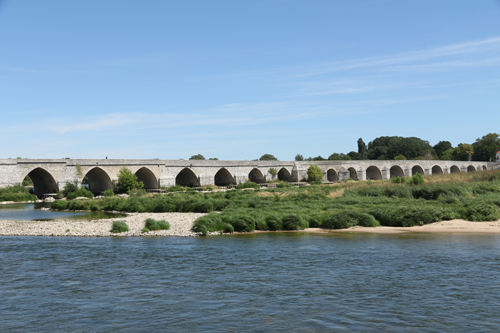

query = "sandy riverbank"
[2,214,500,237]
[302,219,500,234]
[0,212,206,237]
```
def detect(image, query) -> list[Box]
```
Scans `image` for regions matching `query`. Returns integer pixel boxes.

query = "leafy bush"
[409,173,424,185]
[265,215,283,231]
[66,188,94,200]
[128,188,148,197]
[237,182,260,189]
[111,221,129,233]
[276,182,294,188]
[391,177,405,184]
[143,218,170,232]
[370,206,443,227]
[0,184,37,202]
[282,214,308,230]
[116,167,144,193]
[322,211,378,229]
[62,181,79,196]
[104,189,115,197]
[307,165,323,182]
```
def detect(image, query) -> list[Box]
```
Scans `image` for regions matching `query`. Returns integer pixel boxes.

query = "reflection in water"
[0,202,125,221]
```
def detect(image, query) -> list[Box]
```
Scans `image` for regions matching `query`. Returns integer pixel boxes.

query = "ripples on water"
[1,233,500,332]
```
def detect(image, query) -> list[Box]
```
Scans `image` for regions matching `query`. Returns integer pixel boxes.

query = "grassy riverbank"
[50,170,500,234]
[0,184,37,202]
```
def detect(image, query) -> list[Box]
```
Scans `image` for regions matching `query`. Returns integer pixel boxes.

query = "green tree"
[307,165,323,182]
[328,153,351,160]
[357,138,367,160]
[116,167,144,193]
[208,157,218,160]
[295,154,304,161]
[394,154,407,160]
[306,156,326,161]
[452,143,474,161]
[433,141,453,158]
[259,154,278,161]
[440,148,454,160]
[268,167,278,178]
[189,154,205,160]
[347,151,360,160]
[472,133,500,162]
[367,136,433,160]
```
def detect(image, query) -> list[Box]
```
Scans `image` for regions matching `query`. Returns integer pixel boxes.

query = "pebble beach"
[0,212,207,237]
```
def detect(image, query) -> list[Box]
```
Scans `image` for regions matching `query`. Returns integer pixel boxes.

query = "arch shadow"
[412,165,424,176]
[390,165,404,178]
[366,166,382,180]
[176,168,200,187]
[348,167,358,180]
[85,167,113,193]
[249,168,266,183]
[278,168,292,182]
[432,165,443,175]
[214,168,235,186]
[467,165,476,172]
[327,169,338,182]
[483,165,487,171]
[135,167,159,189]
[25,167,59,195]
[450,165,460,173]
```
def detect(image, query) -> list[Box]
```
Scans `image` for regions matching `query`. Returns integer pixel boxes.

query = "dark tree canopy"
[357,138,367,159]
[306,156,326,161]
[259,154,278,161]
[472,133,500,162]
[328,153,351,160]
[295,154,304,161]
[367,136,433,160]
[189,154,205,160]
[347,151,360,160]
[433,141,453,158]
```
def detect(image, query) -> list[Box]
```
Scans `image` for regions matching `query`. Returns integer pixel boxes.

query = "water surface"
[1,232,500,332]
[0,202,125,221]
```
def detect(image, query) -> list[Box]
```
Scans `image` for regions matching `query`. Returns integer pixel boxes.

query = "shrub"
[370,206,443,227]
[322,211,378,229]
[66,188,94,200]
[391,176,405,184]
[128,188,148,197]
[165,185,188,192]
[237,182,260,189]
[116,167,144,193]
[307,165,323,182]
[144,218,170,231]
[104,189,115,197]
[62,181,78,196]
[282,214,308,230]
[409,173,424,185]
[268,168,278,176]
[111,221,129,233]
[228,215,256,232]
[276,182,294,188]
[265,215,283,231]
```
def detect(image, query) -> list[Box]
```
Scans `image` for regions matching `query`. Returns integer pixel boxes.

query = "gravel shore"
[0,212,207,237]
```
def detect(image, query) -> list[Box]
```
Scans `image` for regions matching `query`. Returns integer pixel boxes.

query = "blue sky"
[1,0,500,160]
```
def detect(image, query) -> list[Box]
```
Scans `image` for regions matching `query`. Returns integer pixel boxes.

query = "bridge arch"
[366,166,382,180]
[176,168,200,187]
[214,168,235,186]
[327,169,338,182]
[450,165,460,173]
[24,167,59,196]
[432,165,443,175]
[85,167,113,193]
[135,167,159,189]
[249,168,266,183]
[412,165,424,176]
[278,168,292,182]
[348,167,358,180]
[483,165,487,171]
[390,165,404,178]
[467,165,476,172]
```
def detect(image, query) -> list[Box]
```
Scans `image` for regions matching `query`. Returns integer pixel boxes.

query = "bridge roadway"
[0,158,496,195]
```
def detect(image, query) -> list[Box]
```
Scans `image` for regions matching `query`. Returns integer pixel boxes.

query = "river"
[1,232,500,332]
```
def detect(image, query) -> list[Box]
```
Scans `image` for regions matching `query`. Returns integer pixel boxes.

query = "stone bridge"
[0,158,496,195]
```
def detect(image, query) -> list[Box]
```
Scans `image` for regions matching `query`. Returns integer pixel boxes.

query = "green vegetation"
[268,167,278,177]
[51,170,500,235]
[237,181,260,189]
[0,184,37,202]
[104,189,115,197]
[22,175,33,186]
[116,167,144,193]
[142,218,170,232]
[259,154,278,161]
[307,165,323,182]
[189,154,205,160]
[66,188,94,200]
[111,221,129,233]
